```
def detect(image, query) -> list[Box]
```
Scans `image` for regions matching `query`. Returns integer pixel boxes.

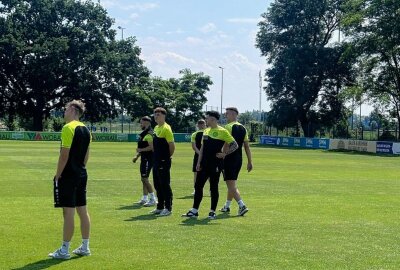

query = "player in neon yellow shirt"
[150,107,175,216]
[182,111,238,219]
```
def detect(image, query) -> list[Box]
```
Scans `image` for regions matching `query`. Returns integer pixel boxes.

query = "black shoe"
[238,205,249,216]
[220,206,230,213]
[181,210,198,218]
[208,211,216,219]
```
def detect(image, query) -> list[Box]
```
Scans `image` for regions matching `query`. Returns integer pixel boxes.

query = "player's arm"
[55,147,70,180]
[137,144,153,153]
[196,144,204,171]
[243,141,253,172]
[217,141,238,158]
[192,142,201,155]
[166,128,175,157]
[169,142,175,157]
[84,147,90,166]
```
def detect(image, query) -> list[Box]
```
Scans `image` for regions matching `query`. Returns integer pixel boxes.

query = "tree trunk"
[32,109,44,131]
[5,113,16,131]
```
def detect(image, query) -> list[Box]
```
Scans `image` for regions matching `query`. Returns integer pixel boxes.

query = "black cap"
[206,110,220,120]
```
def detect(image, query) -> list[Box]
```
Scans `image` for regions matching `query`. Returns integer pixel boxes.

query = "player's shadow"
[124,214,158,222]
[179,218,218,226]
[176,195,194,200]
[116,204,143,210]
[12,256,81,270]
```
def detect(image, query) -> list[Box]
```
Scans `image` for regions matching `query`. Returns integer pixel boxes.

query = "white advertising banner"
[329,139,377,153]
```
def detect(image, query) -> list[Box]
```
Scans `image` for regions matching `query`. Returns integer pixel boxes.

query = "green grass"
[0,141,399,270]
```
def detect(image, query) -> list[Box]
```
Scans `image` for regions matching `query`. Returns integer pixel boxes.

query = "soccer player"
[132,116,156,207]
[49,100,92,259]
[150,107,175,216]
[220,107,253,216]
[182,111,238,219]
[190,119,206,195]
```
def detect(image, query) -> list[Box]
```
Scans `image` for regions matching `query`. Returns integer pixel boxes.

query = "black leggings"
[153,159,173,211]
[193,167,221,211]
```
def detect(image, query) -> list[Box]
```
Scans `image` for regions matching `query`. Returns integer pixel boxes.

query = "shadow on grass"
[176,195,194,200]
[124,213,158,222]
[179,218,217,226]
[179,212,238,226]
[116,204,143,210]
[12,256,81,270]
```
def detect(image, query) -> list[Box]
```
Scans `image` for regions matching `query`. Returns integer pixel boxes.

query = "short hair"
[226,107,239,114]
[141,116,152,122]
[154,107,167,115]
[197,119,206,125]
[205,110,220,120]
[66,100,85,117]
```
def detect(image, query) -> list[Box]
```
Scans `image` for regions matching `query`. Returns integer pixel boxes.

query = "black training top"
[61,120,91,178]
[153,122,174,161]
[138,127,153,160]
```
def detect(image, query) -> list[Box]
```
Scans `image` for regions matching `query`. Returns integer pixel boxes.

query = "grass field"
[0,141,399,270]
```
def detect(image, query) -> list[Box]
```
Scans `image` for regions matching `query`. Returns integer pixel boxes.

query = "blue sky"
[100,0,272,113]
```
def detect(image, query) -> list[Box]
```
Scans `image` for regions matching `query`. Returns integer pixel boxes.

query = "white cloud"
[129,13,139,19]
[156,52,196,65]
[100,1,159,11]
[122,3,159,11]
[225,52,260,73]
[227,18,261,24]
[166,29,185,35]
[199,23,217,33]
[186,37,203,45]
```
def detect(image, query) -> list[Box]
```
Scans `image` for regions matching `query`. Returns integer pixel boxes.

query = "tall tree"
[256,0,354,137]
[342,0,400,139]
[167,69,212,132]
[124,70,212,132]
[0,0,149,130]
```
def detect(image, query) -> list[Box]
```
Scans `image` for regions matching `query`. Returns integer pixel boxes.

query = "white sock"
[82,239,89,250]
[61,241,70,253]
[142,195,148,201]
[238,200,245,207]
[225,200,232,208]
[191,208,198,214]
[149,193,155,200]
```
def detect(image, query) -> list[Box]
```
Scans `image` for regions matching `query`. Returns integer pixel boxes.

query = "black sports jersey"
[191,129,204,158]
[138,127,153,160]
[61,120,91,178]
[225,121,249,158]
[201,126,235,168]
[153,122,174,161]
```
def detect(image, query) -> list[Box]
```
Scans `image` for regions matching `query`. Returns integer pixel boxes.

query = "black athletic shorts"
[223,155,243,181]
[140,157,153,178]
[54,175,88,208]
[192,154,199,173]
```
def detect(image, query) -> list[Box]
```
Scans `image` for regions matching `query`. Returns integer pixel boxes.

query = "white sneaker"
[143,199,156,207]
[48,248,70,259]
[72,246,91,256]
[150,208,163,214]
[158,209,172,216]
[137,199,147,205]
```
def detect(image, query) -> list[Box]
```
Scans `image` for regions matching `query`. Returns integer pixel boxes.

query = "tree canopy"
[256,0,354,137]
[0,0,149,130]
